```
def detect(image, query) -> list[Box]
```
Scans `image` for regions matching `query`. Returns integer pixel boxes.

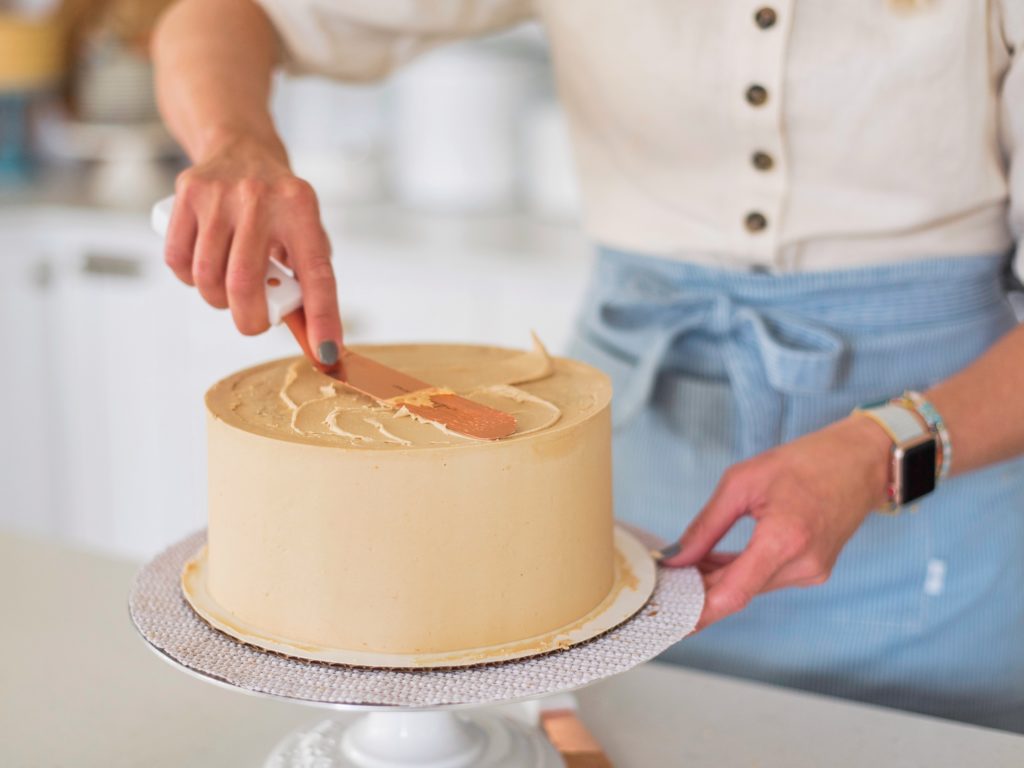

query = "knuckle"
[806,570,831,586]
[200,213,230,240]
[781,518,813,553]
[315,226,332,253]
[714,588,751,616]
[792,551,831,584]
[237,177,268,204]
[174,170,197,197]
[305,308,339,330]
[192,255,221,287]
[302,258,336,287]
[745,455,776,484]
[720,465,744,490]
[226,266,263,298]
[686,513,709,537]
[205,178,228,201]
[164,245,189,271]
[275,176,315,203]
[176,173,228,204]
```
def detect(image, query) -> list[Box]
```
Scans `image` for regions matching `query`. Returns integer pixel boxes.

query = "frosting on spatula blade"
[403,394,517,441]
[332,349,517,440]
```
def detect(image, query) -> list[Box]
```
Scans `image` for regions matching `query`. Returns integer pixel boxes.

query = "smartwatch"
[854,402,937,512]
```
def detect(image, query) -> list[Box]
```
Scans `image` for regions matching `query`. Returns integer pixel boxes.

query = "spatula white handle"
[150,195,303,326]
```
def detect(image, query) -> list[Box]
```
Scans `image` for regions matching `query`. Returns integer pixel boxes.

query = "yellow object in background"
[0,13,65,91]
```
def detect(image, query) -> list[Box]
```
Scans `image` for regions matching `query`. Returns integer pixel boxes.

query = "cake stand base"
[265,710,564,768]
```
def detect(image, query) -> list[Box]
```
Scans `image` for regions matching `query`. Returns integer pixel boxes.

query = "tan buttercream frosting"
[202,340,615,656]
[206,335,600,449]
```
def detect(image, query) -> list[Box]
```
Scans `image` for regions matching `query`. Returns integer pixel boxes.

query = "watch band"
[858,403,927,444]
[854,402,937,513]
[899,391,952,480]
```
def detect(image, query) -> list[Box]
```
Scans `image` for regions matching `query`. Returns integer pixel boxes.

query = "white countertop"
[3,529,1023,767]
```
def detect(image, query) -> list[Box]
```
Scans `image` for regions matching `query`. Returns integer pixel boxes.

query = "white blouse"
[254,0,1024,274]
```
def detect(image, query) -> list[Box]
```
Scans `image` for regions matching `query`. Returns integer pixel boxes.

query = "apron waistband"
[580,248,1010,457]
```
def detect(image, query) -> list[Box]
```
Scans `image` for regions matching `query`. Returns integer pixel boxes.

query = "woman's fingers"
[660,466,753,567]
[672,417,885,632]
[192,204,232,309]
[291,239,342,365]
[695,551,739,575]
[225,204,271,334]
[762,548,834,591]
[165,147,339,347]
[696,523,790,629]
[278,182,342,364]
[693,537,832,633]
[164,196,198,286]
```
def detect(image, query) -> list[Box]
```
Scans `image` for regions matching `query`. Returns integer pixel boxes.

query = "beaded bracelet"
[893,390,952,481]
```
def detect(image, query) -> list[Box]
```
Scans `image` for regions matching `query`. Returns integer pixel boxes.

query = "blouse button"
[752,151,774,171]
[754,7,778,29]
[745,84,768,107]
[745,212,768,232]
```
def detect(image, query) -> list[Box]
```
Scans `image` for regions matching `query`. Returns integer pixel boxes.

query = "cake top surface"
[205,338,611,450]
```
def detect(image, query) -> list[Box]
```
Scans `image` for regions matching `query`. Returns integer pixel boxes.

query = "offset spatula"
[151,196,517,440]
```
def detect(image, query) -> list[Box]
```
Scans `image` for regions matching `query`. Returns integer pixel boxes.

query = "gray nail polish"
[318,340,339,366]
[656,541,681,561]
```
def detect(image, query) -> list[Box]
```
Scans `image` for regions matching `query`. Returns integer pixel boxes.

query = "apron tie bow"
[588,272,847,456]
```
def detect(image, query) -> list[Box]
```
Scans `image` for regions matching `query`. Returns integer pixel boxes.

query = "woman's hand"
[660,414,893,630]
[163,132,342,364]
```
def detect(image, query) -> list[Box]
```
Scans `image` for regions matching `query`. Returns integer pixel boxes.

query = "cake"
[189,339,619,660]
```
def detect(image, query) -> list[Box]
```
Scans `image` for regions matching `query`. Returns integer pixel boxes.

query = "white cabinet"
[327,210,592,351]
[0,224,58,538]
[1,209,301,557]
[0,205,592,559]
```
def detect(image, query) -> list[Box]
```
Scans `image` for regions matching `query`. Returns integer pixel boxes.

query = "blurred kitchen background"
[0,0,591,559]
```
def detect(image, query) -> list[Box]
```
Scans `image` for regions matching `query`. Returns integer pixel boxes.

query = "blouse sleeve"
[999,1,1024,280]
[252,0,535,82]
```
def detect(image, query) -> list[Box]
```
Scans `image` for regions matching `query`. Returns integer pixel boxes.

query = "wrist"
[194,123,289,167]
[842,413,895,507]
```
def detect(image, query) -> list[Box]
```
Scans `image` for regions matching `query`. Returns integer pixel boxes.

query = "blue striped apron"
[569,247,1024,732]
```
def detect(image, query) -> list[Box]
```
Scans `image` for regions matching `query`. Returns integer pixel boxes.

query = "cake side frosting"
[203,342,615,655]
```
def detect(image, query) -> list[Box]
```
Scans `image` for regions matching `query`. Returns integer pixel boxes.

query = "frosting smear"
[209,336,607,450]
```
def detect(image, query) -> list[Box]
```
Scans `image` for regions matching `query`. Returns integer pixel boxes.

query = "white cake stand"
[148,645,567,767]
[129,530,704,768]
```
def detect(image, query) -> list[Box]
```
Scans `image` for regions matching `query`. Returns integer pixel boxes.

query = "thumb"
[660,468,749,567]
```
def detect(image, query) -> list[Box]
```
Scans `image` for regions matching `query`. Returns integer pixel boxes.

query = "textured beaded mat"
[129,530,704,708]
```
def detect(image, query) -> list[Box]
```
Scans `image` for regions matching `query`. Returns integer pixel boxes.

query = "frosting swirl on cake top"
[206,338,610,450]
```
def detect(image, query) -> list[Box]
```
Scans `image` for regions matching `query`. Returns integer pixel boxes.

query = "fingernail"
[318,340,339,366]
[655,541,681,562]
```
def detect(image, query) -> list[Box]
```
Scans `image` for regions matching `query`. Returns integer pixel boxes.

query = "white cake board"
[129,528,704,767]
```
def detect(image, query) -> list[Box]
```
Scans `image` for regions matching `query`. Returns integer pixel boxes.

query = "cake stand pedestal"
[261,706,562,767]
[129,530,703,768]
[148,648,565,768]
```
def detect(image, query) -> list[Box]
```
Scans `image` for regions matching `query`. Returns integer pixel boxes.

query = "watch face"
[901,439,937,503]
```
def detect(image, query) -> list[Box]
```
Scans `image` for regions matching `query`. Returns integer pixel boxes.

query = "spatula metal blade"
[332,349,517,440]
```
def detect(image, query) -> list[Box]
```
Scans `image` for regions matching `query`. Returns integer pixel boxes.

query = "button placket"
[736,1,792,265]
